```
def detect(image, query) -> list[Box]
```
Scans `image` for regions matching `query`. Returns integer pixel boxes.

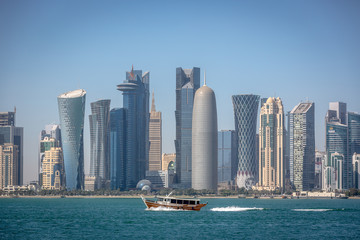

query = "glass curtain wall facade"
[89,99,111,188]
[218,130,236,183]
[325,122,348,189]
[117,67,149,189]
[289,102,315,191]
[232,94,260,189]
[0,126,23,185]
[175,67,200,188]
[110,108,127,190]
[348,112,360,187]
[57,89,86,190]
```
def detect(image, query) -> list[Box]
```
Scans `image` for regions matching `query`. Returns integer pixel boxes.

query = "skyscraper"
[42,147,63,190]
[0,143,18,189]
[149,91,162,171]
[325,102,350,190]
[89,99,111,189]
[315,150,325,189]
[192,76,218,190]
[328,102,347,124]
[0,111,23,185]
[0,110,15,126]
[348,112,360,188]
[289,102,315,191]
[232,94,260,189]
[218,130,237,183]
[175,67,200,188]
[57,89,86,190]
[325,122,348,190]
[39,124,61,186]
[258,97,285,191]
[110,108,127,190]
[352,153,360,189]
[323,152,344,191]
[117,66,149,189]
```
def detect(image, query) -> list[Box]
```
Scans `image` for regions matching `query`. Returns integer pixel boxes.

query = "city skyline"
[1,1,360,184]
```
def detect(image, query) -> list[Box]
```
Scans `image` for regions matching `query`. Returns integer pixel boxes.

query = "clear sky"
[1,0,359,184]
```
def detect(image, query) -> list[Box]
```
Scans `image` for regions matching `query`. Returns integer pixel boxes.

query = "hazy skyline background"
[1,0,359,184]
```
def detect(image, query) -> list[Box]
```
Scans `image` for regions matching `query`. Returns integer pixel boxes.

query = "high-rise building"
[0,110,15,126]
[39,137,59,187]
[325,101,349,190]
[0,111,23,185]
[353,153,360,189]
[175,67,200,188]
[89,99,111,189]
[57,89,86,190]
[232,94,260,189]
[328,102,347,124]
[149,91,162,171]
[258,97,285,191]
[323,122,349,190]
[348,112,360,188]
[322,152,344,191]
[42,147,63,190]
[218,130,237,183]
[315,150,325,189]
[289,102,315,191]
[0,143,18,189]
[110,108,127,190]
[117,66,149,189]
[192,77,218,190]
[39,124,61,186]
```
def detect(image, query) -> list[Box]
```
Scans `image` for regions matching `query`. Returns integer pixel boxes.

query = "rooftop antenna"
[204,70,206,86]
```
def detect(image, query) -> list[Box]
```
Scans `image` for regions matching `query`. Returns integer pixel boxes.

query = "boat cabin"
[157,197,200,205]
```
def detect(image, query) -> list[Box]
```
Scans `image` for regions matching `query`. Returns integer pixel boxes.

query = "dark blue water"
[1,198,359,239]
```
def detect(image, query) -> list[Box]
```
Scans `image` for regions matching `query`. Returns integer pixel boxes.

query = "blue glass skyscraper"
[218,130,237,183]
[326,122,348,189]
[89,99,111,189]
[110,108,127,190]
[0,110,23,185]
[348,112,360,188]
[348,112,360,157]
[58,89,86,190]
[175,67,200,188]
[232,94,260,189]
[117,67,149,189]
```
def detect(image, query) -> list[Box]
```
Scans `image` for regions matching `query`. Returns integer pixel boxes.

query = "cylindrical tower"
[232,94,260,189]
[58,89,86,190]
[192,80,218,190]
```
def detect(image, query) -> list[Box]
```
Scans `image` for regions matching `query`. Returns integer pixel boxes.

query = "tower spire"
[151,90,156,112]
[204,70,206,86]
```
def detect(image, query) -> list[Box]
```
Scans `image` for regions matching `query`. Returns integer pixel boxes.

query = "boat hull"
[143,199,207,211]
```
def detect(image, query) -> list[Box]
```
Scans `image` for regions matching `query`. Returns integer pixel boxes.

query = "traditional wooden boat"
[141,192,207,211]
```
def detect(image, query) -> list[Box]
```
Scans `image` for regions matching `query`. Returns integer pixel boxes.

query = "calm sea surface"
[1,198,359,239]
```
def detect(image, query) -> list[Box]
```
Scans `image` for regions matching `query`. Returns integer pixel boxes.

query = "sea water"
[1,198,359,239]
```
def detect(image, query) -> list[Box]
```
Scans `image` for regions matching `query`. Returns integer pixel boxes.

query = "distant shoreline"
[1,195,360,199]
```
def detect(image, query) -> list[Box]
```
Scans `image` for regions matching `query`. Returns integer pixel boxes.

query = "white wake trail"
[292,209,333,212]
[210,206,264,212]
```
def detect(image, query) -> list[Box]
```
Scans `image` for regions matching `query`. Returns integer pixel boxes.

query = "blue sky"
[1,0,359,184]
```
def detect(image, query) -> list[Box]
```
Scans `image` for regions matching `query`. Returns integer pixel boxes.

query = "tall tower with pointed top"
[192,74,218,190]
[117,66,150,189]
[149,91,162,171]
